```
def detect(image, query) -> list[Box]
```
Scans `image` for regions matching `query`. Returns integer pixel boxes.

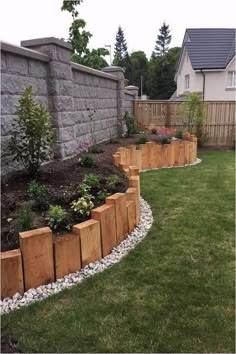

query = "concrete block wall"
[0,37,138,174]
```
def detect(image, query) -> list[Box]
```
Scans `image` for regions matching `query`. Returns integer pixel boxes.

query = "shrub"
[79,183,92,195]
[151,128,157,135]
[160,136,171,144]
[48,205,66,230]
[71,195,94,217]
[83,174,100,189]
[88,145,104,154]
[18,208,33,232]
[122,111,139,136]
[97,189,111,201]
[181,92,207,135]
[175,130,183,139]
[9,86,54,176]
[105,175,119,191]
[27,180,48,209]
[136,135,148,145]
[79,155,97,168]
[109,138,120,144]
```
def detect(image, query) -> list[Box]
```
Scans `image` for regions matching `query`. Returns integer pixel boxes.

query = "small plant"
[27,180,48,209]
[79,183,92,195]
[136,135,148,145]
[88,145,104,154]
[160,136,171,144]
[18,208,33,232]
[97,189,111,201]
[175,130,183,139]
[109,138,120,144]
[83,174,100,189]
[151,128,157,135]
[48,205,66,230]
[9,86,54,176]
[79,155,97,168]
[71,195,94,217]
[122,111,139,136]
[105,175,119,191]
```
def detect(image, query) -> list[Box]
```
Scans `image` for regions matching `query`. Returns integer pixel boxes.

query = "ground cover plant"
[1,151,235,353]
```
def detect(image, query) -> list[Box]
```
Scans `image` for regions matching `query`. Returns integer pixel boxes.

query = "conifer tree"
[113,26,128,66]
[152,22,172,57]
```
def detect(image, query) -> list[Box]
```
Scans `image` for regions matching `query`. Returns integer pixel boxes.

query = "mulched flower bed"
[1,135,150,253]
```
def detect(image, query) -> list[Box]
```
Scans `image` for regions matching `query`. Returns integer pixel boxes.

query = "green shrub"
[160,136,171,144]
[79,183,92,195]
[136,135,148,145]
[9,86,54,176]
[105,175,119,191]
[83,174,100,189]
[48,205,66,230]
[88,145,104,154]
[97,189,111,201]
[71,195,94,217]
[18,208,33,232]
[109,138,120,144]
[175,130,183,139]
[79,155,97,168]
[122,111,139,136]
[27,180,48,209]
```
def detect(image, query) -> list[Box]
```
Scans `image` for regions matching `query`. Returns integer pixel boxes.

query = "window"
[184,74,190,90]
[227,71,236,87]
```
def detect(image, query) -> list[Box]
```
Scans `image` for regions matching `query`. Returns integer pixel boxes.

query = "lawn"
[2,151,235,353]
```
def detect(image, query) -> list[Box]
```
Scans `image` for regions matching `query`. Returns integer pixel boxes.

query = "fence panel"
[134,100,235,146]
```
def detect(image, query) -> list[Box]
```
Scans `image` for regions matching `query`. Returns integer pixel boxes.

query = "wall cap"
[1,41,49,62]
[21,37,72,50]
[71,62,119,81]
[102,66,125,73]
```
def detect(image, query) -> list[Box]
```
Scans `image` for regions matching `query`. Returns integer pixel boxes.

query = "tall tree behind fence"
[134,100,235,146]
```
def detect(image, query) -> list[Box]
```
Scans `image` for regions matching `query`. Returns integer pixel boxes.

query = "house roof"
[178,28,236,71]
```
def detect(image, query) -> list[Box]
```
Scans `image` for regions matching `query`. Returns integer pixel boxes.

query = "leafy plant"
[122,111,139,136]
[88,145,104,154]
[83,174,100,189]
[48,205,66,230]
[71,195,94,217]
[109,138,120,144]
[175,130,183,139]
[97,189,111,201]
[18,208,33,232]
[160,136,171,144]
[9,87,54,176]
[27,180,48,209]
[79,155,97,168]
[79,183,92,195]
[105,175,119,191]
[136,135,148,145]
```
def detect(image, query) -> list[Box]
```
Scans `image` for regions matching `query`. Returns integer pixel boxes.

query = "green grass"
[2,152,235,353]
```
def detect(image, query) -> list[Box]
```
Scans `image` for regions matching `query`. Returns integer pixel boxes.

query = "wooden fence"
[134,100,236,146]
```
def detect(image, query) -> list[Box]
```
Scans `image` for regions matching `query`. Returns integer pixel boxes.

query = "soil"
[1,135,147,253]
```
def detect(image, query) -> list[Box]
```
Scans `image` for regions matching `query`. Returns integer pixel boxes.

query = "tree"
[147,47,180,99]
[61,0,109,70]
[152,22,172,58]
[113,26,128,66]
[130,51,148,96]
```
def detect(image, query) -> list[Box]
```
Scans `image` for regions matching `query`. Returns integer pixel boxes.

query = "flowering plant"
[71,194,94,217]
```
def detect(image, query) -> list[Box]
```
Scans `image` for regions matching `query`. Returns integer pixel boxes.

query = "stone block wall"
[1,37,138,174]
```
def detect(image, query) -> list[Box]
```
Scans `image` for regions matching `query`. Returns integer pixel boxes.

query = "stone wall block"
[28,60,48,78]
[49,62,72,80]
[6,54,28,76]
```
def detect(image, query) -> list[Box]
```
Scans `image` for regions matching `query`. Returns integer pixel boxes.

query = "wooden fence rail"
[134,100,236,146]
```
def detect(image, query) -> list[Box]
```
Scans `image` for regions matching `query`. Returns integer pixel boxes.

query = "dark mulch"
[1,136,145,253]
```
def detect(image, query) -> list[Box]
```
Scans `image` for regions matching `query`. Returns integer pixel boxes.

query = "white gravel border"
[1,158,202,315]
[141,158,202,173]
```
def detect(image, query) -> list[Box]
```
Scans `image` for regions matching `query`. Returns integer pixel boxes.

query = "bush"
[48,205,66,230]
[175,130,183,139]
[122,111,139,136]
[79,155,97,168]
[109,138,120,144]
[88,145,104,154]
[83,174,100,189]
[136,135,148,145]
[160,136,171,144]
[151,128,157,135]
[18,208,33,232]
[71,195,94,217]
[9,87,54,176]
[105,175,119,191]
[79,183,92,195]
[27,180,48,209]
[97,189,111,201]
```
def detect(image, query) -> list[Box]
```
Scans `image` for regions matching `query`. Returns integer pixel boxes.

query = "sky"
[0,0,235,61]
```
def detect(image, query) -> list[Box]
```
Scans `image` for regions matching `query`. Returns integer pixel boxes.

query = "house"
[173,28,236,101]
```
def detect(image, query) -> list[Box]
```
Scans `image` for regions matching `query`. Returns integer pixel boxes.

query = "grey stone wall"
[1,37,138,175]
